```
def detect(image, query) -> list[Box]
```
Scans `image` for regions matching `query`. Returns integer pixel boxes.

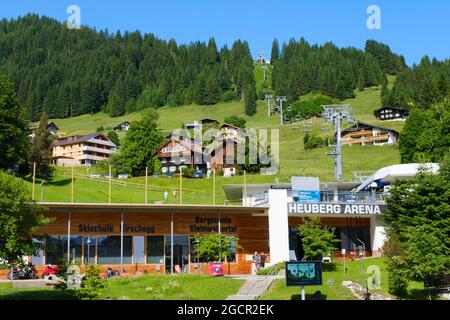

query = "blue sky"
[2,0,449,65]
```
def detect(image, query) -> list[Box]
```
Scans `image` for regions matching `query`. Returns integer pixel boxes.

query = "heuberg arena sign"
[288,202,386,215]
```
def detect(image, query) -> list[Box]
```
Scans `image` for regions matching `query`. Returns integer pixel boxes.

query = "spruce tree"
[270,39,280,64]
[105,87,125,117]
[29,112,53,178]
[244,84,257,116]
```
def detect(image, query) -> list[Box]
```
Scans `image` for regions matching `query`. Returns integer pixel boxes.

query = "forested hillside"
[271,38,406,102]
[382,56,450,109]
[0,14,448,127]
[0,14,255,120]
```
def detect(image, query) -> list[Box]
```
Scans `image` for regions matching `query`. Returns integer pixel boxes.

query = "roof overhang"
[39,202,268,216]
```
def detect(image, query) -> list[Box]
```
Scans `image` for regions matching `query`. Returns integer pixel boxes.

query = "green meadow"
[0,275,244,300]
[260,257,431,300]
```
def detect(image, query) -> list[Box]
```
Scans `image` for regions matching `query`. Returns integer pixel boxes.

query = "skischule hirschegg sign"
[288,202,386,215]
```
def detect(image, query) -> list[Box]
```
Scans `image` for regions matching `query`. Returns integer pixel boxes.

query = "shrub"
[76,265,106,300]
[389,272,408,297]
[220,90,237,102]
[304,134,325,150]
[181,167,196,178]
[53,261,105,300]
[284,94,337,122]
[224,115,246,129]
[256,262,285,275]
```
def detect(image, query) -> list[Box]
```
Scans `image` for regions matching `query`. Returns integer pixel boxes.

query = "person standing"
[259,252,267,269]
[163,190,168,200]
[252,251,259,273]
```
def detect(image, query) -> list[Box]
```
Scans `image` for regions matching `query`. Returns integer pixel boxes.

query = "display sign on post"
[285,261,323,287]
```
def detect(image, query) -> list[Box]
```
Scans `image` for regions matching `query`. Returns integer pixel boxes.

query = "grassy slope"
[0,275,244,300]
[260,257,429,300]
[31,77,404,202]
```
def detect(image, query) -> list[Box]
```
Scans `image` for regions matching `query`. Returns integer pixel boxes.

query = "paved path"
[226,270,284,300]
[0,279,56,288]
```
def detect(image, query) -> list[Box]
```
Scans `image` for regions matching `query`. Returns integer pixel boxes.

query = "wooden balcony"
[342,134,390,145]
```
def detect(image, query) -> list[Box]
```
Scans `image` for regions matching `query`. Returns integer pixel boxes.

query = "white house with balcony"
[52,133,117,166]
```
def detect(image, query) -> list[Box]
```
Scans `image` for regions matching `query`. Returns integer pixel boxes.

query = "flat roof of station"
[223,182,361,200]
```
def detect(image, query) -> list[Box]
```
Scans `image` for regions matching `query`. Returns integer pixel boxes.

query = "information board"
[285,261,323,287]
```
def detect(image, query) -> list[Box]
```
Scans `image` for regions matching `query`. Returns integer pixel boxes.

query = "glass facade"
[70,236,83,263]
[189,236,237,263]
[84,236,96,264]
[133,236,145,264]
[97,236,132,264]
[31,238,44,265]
[147,236,164,264]
[165,235,189,273]
[338,227,372,251]
[45,236,67,264]
[45,236,83,265]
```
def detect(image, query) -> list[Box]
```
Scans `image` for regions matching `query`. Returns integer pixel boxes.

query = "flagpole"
[145,166,148,204]
[71,166,74,203]
[109,165,112,204]
[32,162,36,201]
[213,168,216,205]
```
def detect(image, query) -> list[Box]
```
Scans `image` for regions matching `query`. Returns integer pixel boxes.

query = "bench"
[424,273,450,293]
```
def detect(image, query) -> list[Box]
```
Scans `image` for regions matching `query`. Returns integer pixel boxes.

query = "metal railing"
[243,189,387,207]
[245,262,282,298]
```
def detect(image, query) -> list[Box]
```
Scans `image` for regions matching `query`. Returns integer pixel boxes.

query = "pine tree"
[29,112,53,178]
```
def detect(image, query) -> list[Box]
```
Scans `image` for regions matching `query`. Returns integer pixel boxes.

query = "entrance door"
[165,235,189,273]
[289,228,304,261]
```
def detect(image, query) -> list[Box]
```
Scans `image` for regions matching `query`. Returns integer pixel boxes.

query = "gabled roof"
[115,121,130,125]
[113,121,130,129]
[52,132,116,147]
[204,138,239,153]
[220,123,241,130]
[200,118,219,124]
[341,121,399,135]
[29,122,59,131]
[47,122,59,130]
[373,106,409,115]
[156,137,204,155]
